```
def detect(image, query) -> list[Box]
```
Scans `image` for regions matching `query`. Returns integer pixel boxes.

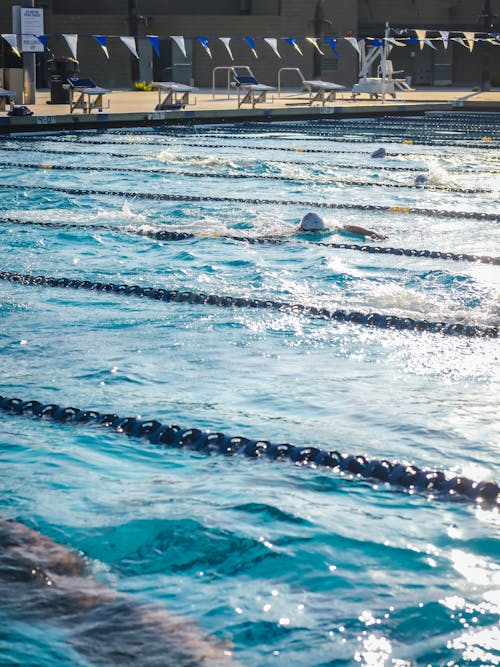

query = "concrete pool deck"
[0,86,499,134]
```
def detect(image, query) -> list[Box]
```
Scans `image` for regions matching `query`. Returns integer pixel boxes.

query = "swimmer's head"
[299,212,326,232]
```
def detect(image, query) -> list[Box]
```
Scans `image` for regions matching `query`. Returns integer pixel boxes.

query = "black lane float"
[0,395,498,506]
[0,270,497,338]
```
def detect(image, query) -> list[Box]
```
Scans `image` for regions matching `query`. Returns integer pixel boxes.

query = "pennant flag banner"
[120,36,139,59]
[344,36,361,54]
[63,33,78,59]
[284,37,303,55]
[1,33,21,57]
[325,37,339,56]
[170,35,187,58]
[1,30,497,69]
[264,37,281,58]
[219,37,234,60]
[463,32,475,52]
[92,35,109,58]
[244,36,258,58]
[415,29,427,50]
[439,31,449,49]
[196,37,212,58]
[306,37,324,54]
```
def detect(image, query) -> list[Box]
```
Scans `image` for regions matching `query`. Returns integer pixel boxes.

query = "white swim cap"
[300,212,326,232]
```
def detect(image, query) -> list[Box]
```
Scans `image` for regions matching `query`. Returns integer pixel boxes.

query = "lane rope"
[0,394,497,506]
[0,183,497,222]
[0,161,491,195]
[3,145,498,175]
[4,130,498,150]
[0,269,497,338]
[2,216,498,265]
[5,135,500,161]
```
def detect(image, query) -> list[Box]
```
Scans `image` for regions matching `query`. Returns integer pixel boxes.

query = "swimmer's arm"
[341,225,388,240]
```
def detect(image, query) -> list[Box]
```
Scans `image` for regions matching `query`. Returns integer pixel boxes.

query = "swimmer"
[0,519,240,666]
[298,212,388,240]
[414,174,428,187]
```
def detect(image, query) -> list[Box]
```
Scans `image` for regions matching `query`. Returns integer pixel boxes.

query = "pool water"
[0,113,499,666]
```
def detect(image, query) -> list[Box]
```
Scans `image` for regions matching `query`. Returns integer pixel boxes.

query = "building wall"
[358,0,500,86]
[0,0,358,89]
[1,0,497,89]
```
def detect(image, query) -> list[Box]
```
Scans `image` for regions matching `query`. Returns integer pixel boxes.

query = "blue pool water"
[0,114,499,666]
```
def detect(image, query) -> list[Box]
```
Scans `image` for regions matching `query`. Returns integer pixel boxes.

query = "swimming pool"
[1,113,499,666]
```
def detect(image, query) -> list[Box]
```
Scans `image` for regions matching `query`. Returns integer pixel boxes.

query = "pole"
[380,21,389,104]
[22,0,35,104]
[480,0,494,90]
[313,0,325,79]
[128,0,140,84]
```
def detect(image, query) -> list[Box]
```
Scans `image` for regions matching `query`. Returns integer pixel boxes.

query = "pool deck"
[1,86,499,134]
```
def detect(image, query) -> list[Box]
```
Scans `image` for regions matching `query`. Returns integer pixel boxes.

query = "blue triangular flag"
[284,37,303,55]
[325,37,339,55]
[196,37,212,58]
[35,34,48,50]
[244,36,258,58]
[92,34,109,58]
[147,35,160,57]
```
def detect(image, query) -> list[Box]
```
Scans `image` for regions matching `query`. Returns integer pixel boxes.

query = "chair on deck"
[65,77,112,114]
[232,72,275,109]
[150,82,197,110]
[277,68,345,106]
[301,79,346,105]
[0,88,15,111]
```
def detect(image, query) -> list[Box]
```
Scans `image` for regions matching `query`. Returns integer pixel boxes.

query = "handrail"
[212,66,233,99]
[277,67,305,97]
[212,65,255,99]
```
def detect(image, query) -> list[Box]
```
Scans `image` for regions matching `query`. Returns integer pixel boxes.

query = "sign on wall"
[12,6,44,53]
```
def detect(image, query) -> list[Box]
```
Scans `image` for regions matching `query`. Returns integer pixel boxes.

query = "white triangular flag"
[451,37,468,49]
[219,37,234,60]
[424,38,437,50]
[344,36,361,54]
[387,38,406,47]
[306,37,324,54]
[1,33,21,58]
[264,37,281,58]
[415,29,427,50]
[63,34,78,60]
[170,35,187,58]
[463,32,475,52]
[439,31,449,49]
[120,36,139,59]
